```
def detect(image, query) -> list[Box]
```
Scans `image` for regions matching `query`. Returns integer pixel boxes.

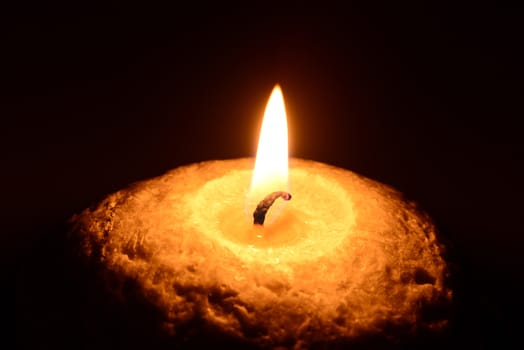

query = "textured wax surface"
[70,158,452,349]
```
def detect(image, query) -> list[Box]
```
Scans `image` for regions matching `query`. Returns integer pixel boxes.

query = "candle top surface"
[71,158,452,348]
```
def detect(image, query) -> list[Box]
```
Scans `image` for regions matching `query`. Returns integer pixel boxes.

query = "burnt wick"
[253,191,292,225]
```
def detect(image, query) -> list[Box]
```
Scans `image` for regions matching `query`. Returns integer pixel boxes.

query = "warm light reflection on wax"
[247,85,290,224]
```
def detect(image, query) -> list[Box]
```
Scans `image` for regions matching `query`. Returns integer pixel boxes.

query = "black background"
[11,2,522,349]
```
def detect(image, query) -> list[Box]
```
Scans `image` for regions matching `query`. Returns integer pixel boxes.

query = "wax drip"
[253,191,292,225]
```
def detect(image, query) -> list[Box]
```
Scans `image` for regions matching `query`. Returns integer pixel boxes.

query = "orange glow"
[247,85,289,222]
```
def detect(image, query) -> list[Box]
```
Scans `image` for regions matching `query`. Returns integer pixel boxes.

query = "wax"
[69,157,452,348]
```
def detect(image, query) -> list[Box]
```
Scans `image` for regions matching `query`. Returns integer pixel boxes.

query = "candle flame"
[247,85,289,224]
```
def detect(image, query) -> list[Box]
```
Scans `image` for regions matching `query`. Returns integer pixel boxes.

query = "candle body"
[70,158,452,348]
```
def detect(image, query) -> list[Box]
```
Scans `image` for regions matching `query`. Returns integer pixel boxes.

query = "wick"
[253,191,292,226]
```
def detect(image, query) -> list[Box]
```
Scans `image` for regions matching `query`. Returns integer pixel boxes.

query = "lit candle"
[70,85,452,348]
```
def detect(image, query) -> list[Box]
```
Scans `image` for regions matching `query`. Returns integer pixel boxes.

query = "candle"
[69,85,452,348]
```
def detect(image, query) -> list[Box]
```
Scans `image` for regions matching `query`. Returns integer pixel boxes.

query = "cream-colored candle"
[70,86,452,348]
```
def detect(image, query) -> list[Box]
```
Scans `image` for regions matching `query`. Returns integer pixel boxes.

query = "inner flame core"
[247,85,290,224]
